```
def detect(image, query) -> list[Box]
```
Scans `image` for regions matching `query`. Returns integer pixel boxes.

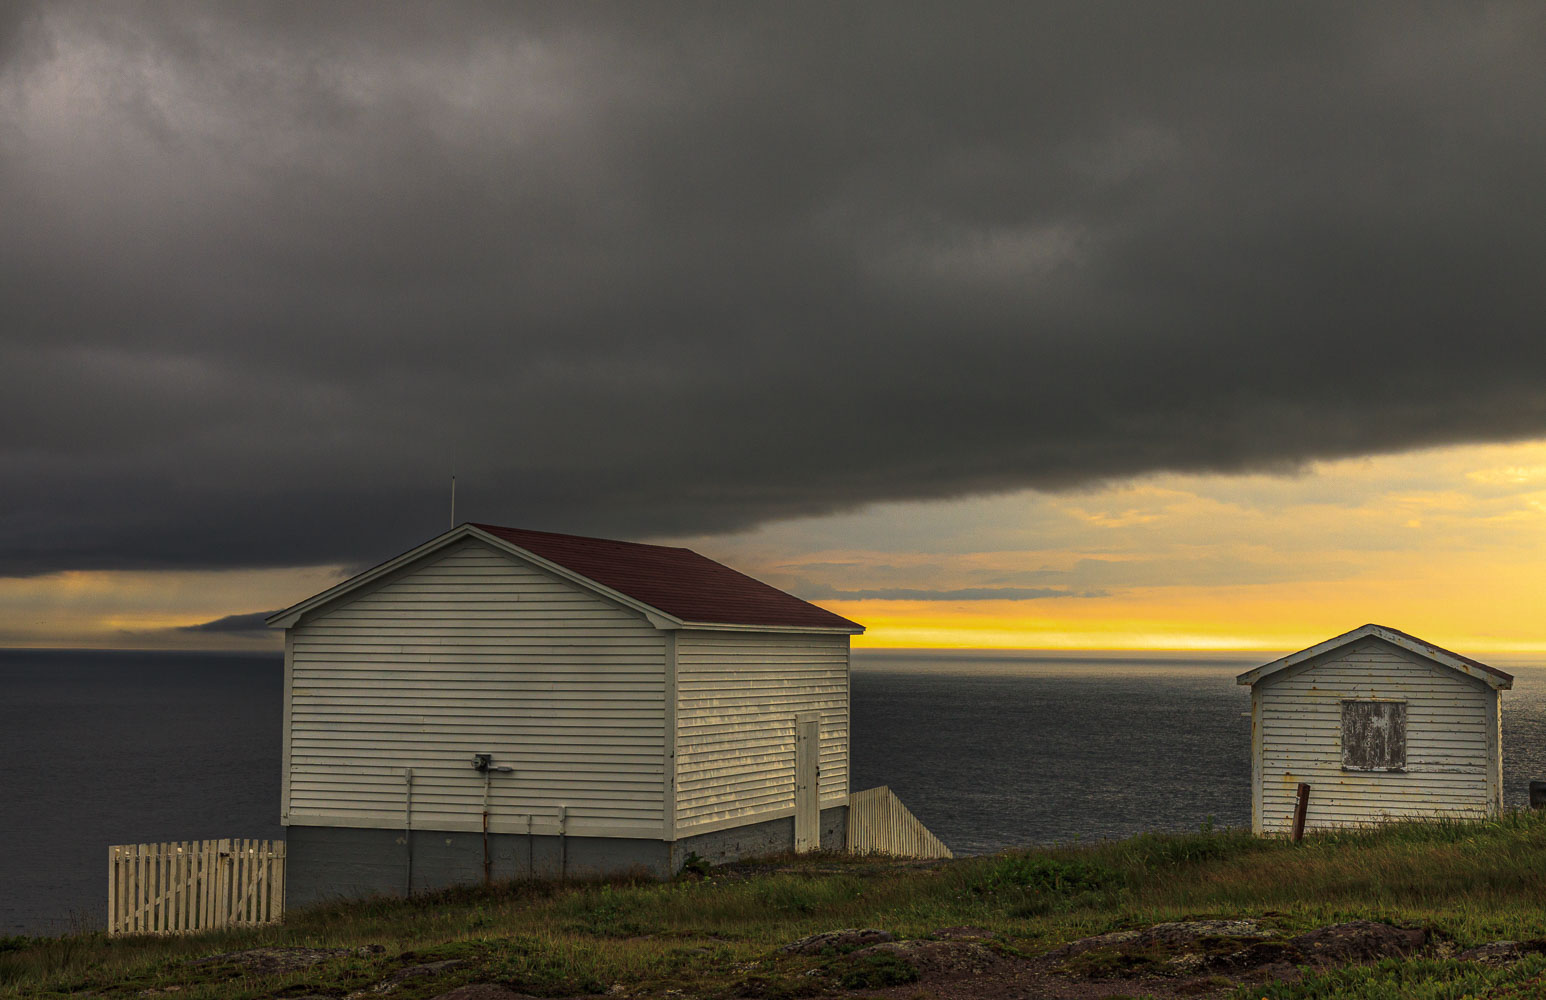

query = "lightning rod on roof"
[451,474,456,529]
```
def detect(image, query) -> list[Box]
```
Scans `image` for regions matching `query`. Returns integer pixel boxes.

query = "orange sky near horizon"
[827,524,1546,652]
[5,438,1546,656]
[689,438,1546,656]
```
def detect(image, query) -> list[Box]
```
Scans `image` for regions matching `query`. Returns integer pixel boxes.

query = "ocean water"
[851,650,1261,853]
[0,650,285,937]
[3,647,1544,935]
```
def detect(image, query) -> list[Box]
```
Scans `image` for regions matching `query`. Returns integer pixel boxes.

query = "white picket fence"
[108,839,285,935]
[847,786,953,859]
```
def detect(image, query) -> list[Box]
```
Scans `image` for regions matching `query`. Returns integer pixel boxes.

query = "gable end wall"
[1255,637,1497,834]
[285,538,667,839]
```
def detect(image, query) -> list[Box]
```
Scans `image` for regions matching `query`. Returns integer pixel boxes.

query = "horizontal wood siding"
[1257,638,1494,834]
[287,539,666,837]
[675,631,848,831]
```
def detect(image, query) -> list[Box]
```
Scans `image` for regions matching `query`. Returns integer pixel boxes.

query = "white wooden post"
[794,712,820,852]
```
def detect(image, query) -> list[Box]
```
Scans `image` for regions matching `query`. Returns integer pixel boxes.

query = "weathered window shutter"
[1341,700,1406,771]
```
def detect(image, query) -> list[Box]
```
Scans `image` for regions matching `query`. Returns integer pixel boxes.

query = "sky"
[4,3,1546,652]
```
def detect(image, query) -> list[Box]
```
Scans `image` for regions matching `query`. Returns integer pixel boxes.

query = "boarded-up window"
[1341,700,1406,771]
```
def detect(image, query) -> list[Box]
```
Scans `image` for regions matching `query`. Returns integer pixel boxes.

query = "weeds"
[974,855,1124,896]
[836,950,919,989]
[1117,826,1267,871]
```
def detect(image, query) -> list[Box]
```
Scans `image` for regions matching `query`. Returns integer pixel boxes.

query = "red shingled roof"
[471,523,862,632]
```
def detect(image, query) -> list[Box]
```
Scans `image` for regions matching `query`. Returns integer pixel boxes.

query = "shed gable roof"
[267,523,863,633]
[1235,623,1512,690]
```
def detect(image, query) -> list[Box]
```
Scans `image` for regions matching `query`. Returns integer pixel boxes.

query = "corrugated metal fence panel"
[288,538,667,837]
[846,786,952,860]
[108,840,285,935]
[675,631,849,830]
[1258,638,1493,834]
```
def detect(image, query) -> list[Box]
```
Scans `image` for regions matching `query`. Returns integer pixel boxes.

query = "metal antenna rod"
[451,474,456,529]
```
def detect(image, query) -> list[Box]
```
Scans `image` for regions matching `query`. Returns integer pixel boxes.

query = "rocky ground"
[175,918,1546,1000]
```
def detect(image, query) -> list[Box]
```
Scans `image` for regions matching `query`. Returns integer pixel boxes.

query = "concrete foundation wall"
[671,806,847,869]
[287,807,847,909]
[285,826,671,908]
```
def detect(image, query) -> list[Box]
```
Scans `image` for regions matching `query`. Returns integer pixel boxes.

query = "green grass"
[6,812,1546,999]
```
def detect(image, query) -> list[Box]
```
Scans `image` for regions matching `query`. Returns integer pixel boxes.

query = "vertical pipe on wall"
[482,769,493,885]
[558,805,568,883]
[403,768,414,896]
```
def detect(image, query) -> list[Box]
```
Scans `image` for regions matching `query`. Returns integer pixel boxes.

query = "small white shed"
[1236,624,1512,835]
[266,523,863,904]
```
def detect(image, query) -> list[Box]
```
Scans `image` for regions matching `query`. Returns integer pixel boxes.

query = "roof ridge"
[271,524,863,633]
[1236,622,1511,688]
[469,522,694,553]
[470,522,863,632]
[1363,622,1503,677]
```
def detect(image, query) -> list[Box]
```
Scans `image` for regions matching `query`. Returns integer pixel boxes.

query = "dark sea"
[4,646,1545,936]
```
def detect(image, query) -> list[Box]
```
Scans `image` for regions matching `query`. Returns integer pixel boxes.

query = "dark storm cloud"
[5,2,1546,574]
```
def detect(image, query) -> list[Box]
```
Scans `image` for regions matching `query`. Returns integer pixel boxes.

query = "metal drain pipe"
[558,804,568,883]
[471,754,514,885]
[403,768,414,896]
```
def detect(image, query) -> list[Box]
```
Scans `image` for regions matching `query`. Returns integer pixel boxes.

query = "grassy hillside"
[6,812,1546,999]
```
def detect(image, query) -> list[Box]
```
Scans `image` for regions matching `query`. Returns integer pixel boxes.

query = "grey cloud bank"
[177,611,281,634]
[4,2,1546,575]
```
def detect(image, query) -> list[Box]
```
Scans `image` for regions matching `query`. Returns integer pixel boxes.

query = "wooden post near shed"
[1290,783,1311,843]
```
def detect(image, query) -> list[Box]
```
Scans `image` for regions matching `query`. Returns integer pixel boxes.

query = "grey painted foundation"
[286,806,848,909]
[670,806,847,870]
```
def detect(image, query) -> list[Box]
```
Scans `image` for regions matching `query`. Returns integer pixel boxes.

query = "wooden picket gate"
[108,839,285,935]
[847,786,953,859]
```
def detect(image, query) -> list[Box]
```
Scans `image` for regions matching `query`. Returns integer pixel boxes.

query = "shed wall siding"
[286,538,667,839]
[1257,638,1494,834]
[674,631,849,832]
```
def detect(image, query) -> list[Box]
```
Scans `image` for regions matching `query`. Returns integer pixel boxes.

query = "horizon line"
[3,642,1543,659]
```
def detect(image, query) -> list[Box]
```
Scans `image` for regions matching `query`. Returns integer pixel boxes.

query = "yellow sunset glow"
[828,520,1546,652]
[685,439,1546,654]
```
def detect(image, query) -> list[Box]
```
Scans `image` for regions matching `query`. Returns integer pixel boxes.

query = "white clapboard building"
[267,523,862,904]
[1236,624,1511,835]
